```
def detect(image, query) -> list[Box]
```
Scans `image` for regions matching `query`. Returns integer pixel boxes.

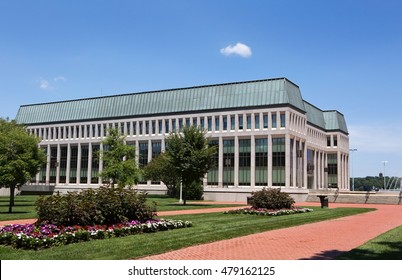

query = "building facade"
[15,78,349,201]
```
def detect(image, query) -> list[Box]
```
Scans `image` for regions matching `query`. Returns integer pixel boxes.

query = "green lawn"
[0,195,240,221]
[0,207,373,260]
[337,225,402,260]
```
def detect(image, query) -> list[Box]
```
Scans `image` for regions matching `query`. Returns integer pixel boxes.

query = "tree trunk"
[9,185,15,213]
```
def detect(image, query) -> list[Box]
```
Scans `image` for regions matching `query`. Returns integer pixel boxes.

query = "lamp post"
[349,149,357,191]
[381,161,388,189]
[179,178,183,203]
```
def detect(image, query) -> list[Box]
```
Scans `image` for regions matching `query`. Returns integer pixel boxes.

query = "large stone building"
[15,77,349,201]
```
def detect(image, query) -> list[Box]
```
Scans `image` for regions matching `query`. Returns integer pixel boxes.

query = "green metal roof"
[15,77,348,134]
[323,111,348,133]
[16,78,304,123]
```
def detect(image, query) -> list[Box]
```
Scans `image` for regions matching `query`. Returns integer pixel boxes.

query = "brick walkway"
[1,202,401,259]
[141,202,402,260]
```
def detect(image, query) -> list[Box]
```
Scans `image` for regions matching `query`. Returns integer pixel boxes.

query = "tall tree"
[98,128,140,188]
[0,118,46,213]
[164,125,216,204]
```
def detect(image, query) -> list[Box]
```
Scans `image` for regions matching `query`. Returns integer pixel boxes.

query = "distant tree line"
[351,176,398,191]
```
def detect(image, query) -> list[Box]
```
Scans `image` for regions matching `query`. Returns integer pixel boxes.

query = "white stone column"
[303,141,308,189]
[56,144,61,185]
[292,137,297,188]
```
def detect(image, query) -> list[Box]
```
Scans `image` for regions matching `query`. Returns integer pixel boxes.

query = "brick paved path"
[141,203,402,260]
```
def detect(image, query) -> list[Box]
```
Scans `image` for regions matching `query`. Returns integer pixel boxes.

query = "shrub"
[185,180,204,200]
[251,188,295,210]
[35,187,156,226]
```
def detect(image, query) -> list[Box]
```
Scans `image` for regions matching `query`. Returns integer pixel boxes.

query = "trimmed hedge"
[35,187,156,226]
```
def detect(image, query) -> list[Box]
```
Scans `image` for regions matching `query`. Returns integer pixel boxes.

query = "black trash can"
[317,195,329,208]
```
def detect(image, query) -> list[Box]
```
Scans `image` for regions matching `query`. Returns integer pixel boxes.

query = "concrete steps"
[306,191,402,205]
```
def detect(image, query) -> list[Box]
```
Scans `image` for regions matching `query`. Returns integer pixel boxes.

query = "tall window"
[230,115,235,130]
[91,145,100,184]
[255,138,268,186]
[272,113,277,129]
[158,120,163,134]
[207,117,212,131]
[246,115,251,129]
[179,119,183,131]
[69,146,78,184]
[215,116,220,131]
[172,119,176,132]
[200,117,205,130]
[328,154,338,187]
[280,113,286,128]
[59,146,68,183]
[223,139,235,187]
[255,114,260,129]
[207,140,219,185]
[223,116,227,131]
[263,113,268,129]
[49,146,57,183]
[80,145,89,184]
[186,118,191,128]
[238,115,243,130]
[152,120,156,134]
[165,120,170,134]
[272,138,285,186]
[139,142,149,184]
[151,142,162,184]
[238,139,251,186]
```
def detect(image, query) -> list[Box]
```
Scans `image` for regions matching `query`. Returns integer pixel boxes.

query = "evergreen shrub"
[251,188,295,210]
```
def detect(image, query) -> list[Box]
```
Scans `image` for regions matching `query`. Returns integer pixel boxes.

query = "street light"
[381,161,388,189]
[349,149,357,191]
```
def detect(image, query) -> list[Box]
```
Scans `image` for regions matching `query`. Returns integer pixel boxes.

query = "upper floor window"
[280,113,286,128]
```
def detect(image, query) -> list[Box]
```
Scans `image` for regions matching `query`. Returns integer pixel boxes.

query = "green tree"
[143,153,179,197]
[98,128,140,188]
[0,118,46,213]
[164,125,216,204]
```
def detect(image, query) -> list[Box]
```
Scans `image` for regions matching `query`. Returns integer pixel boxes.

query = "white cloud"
[38,76,66,91]
[220,42,252,58]
[39,79,53,90]
[54,76,66,82]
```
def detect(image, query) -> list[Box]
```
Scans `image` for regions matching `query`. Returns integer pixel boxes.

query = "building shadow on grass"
[300,241,402,260]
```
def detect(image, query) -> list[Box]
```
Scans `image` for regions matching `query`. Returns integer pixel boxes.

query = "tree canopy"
[0,118,46,212]
[98,128,140,188]
[163,125,216,204]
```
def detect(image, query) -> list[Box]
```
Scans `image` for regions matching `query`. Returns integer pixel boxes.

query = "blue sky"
[1,0,402,178]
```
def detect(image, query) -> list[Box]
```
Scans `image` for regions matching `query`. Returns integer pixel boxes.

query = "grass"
[0,206,373,260]
[0,196,38,221]
[0,195,240,221]
[337,225,402,260]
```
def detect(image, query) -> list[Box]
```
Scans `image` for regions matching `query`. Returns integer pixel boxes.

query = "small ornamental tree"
[143,153,179,197]
[0,118,46,213]
[98,128,140,188]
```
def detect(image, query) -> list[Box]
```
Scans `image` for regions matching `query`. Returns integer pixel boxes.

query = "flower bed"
[224,207,313,216]
[0,219,192,250]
